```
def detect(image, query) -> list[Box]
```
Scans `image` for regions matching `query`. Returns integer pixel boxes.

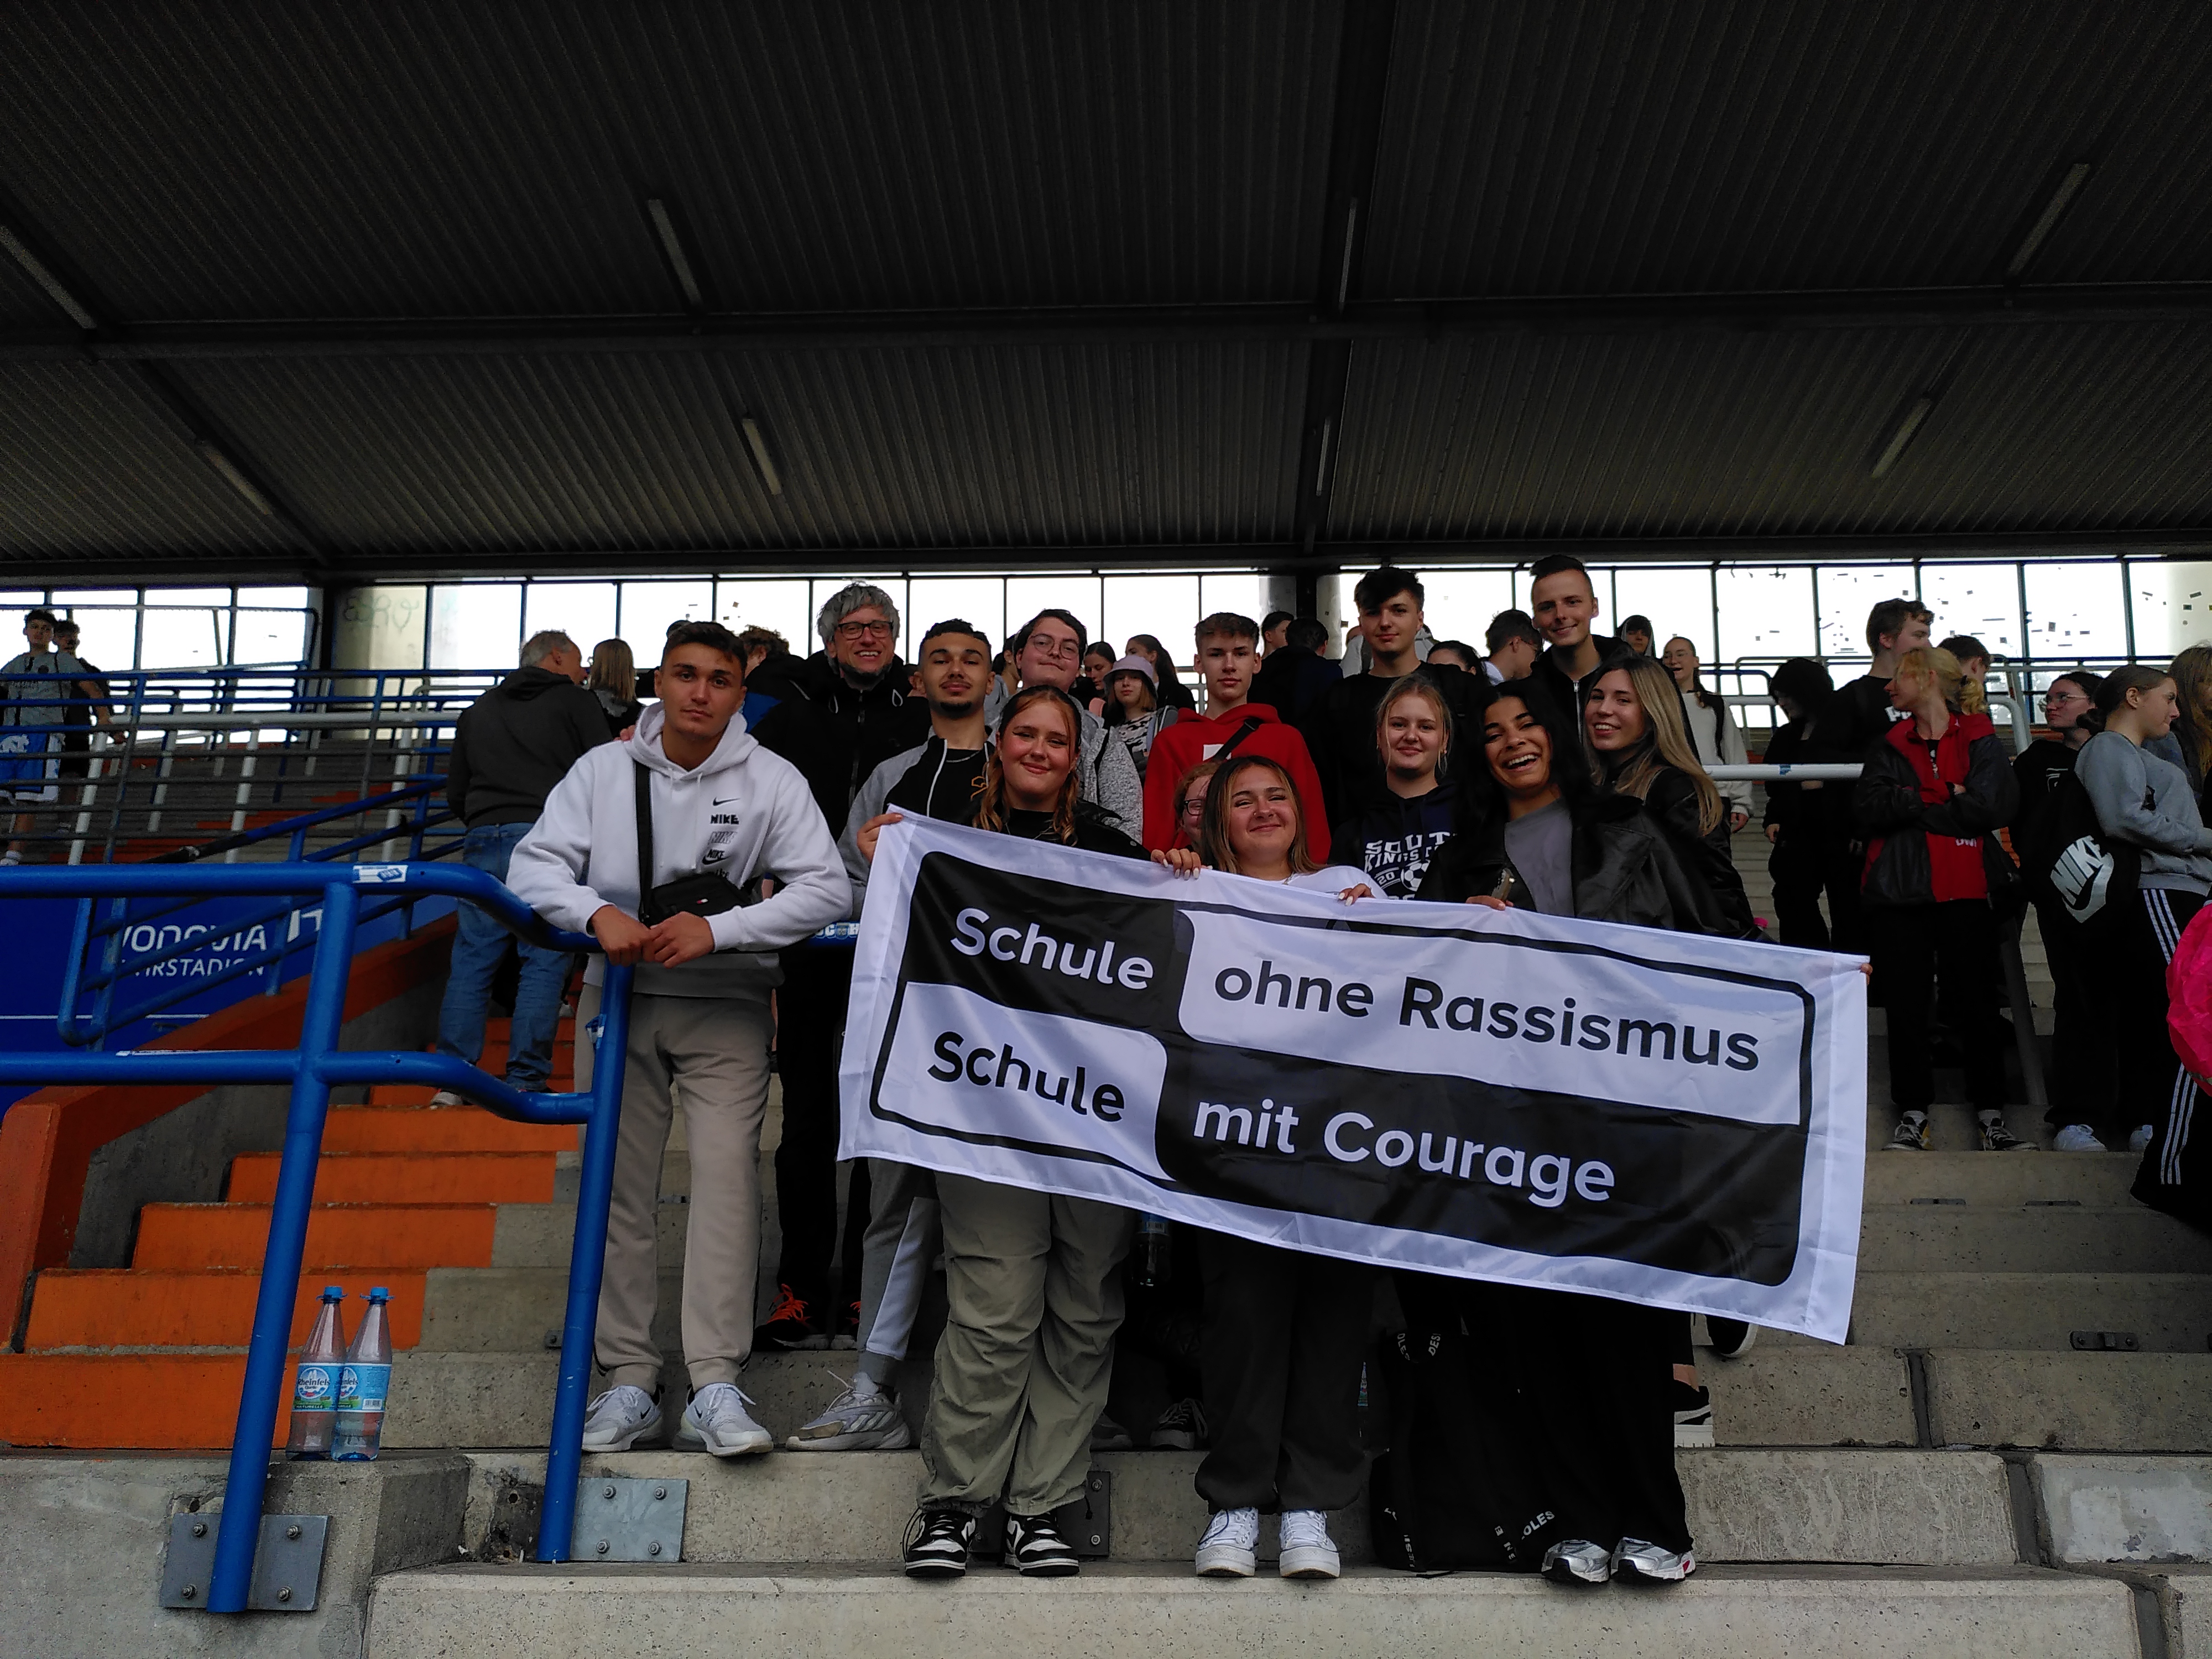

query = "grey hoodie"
[2077,729,2212,894]
[981,681,1140,834]
[508,701,851,999]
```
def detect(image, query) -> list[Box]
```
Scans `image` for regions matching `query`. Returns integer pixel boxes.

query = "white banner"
[838,816,1867,1341]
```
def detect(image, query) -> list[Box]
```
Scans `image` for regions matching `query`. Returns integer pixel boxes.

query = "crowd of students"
[472,565,2208,1590]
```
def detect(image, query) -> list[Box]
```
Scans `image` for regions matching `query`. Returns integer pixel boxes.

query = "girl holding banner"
[896,684,1147,1582]
[1404,687,1725,1587]
[1152,753,1379,1580]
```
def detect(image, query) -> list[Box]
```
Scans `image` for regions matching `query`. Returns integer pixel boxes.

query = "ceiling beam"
[5,284,2210,364]
[12,528,2209,585]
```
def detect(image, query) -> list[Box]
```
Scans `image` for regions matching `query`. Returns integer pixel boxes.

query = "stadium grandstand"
[2,3,2211,1655]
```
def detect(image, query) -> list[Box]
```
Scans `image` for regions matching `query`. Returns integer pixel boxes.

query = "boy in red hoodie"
[1141,612,1331,856]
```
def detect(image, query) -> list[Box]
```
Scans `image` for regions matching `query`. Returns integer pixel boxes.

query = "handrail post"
[535,959,635,1564]
[206,877,361,1613]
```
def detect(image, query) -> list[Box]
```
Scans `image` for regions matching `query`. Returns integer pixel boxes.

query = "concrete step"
[22,1267,429,1351]
[1755,1272,2212,1353]
[362,1563,2140,1659]
[1857,1206,2212,1274]
[325,1105,580,1154]
[133,1202,497,1270]
[451,1445,2022,1568]
[1924,1350,2212,1452]
[2034,1454,2212,1565]
[1863,1152,2145,1207]
[228,1150,557,1206]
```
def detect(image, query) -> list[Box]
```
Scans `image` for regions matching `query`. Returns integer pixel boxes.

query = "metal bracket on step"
[570,1477,687,1562]
[160,1513,328,1611]
[2070,1330,2141,1351]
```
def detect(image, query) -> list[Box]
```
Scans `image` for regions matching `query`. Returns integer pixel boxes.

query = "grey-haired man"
[748,583,932,1348]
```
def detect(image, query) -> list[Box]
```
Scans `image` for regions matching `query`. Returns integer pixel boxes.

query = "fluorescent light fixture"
[2005,161,2093,279]
[0,223,97,328]
[1870,394,1937,478]
[194,440,275,515]
[644,197,705,311]
[739,416,783,495]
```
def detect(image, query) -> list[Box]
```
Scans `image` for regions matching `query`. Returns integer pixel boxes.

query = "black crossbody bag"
[633,761,755,926]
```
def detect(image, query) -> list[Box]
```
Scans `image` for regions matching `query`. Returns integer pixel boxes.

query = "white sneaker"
[2130,1124,2155,1154]
[428,1090,467,1107]
[2053,1124,2108,1153]
[673,1382,773,1457]
[1277,1509,1339,1579]
[578,1384,662,1452]
[786,1370,912,1451]
[1194,1507,1258,1577]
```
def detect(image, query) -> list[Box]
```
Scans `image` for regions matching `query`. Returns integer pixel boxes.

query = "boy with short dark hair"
[1526,554,1620,723]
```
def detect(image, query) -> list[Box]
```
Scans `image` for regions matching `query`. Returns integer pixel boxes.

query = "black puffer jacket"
[1641,766,1760,937]
[1854,713,2019,907]
[748,652,933,832]
[1417,793,1730,936]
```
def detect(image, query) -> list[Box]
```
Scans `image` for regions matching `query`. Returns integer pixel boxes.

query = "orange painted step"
[323,1105,578,1154]
[25,1268,426,1351]
[133,1203,497,1270]
[0,1352,275,1449]
[227,1150,556,1205]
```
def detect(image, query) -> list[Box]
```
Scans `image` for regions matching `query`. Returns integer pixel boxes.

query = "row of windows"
[339,557,2203,686]
[0,586,314,672]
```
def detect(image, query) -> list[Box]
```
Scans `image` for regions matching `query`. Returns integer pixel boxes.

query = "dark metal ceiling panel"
[0,258,70,328]
[1329,324,2212,541]
[173,344,1306,557]
[0,0,1340,321]
[1364,0,2212,298]
[0,364,296,558]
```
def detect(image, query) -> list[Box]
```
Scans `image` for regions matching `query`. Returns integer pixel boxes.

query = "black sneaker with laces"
[1004,1512,1081,1577]
[902,1507,975,1579]
[753,1282,826,1351]
[1150,1396,1209,1449]
[1978,1114,2035,1152]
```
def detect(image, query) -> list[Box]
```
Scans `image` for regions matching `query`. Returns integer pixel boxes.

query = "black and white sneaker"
[902,1508,975,1579]
[1704,1317,1757,1359]
[1004,1512,1081,1577]
[1978,1113,2035,1153]
[1541,1540,1613,1585]
[1150,1397,1209,1450]
[1884,1112,1931,1152]
[1671,1381,1714,1448]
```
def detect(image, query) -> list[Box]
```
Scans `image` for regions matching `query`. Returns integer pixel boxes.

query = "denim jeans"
[436,821,571,1088]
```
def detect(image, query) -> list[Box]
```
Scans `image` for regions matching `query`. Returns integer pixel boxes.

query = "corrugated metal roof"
[0,0,1342,321]
[0,363,296,559]
[1363,0,2212,297]
[174,343,1306,555]
[1329,322,2212,541]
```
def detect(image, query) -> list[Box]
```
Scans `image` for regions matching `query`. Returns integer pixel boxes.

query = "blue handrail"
[0,861,631,1608]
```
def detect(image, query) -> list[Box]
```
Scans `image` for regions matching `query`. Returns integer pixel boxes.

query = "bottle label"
[292,1364,336,1406]
[336,1363,391,1412]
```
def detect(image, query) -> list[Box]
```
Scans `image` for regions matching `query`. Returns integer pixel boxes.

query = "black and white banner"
[838,817,1866,1342]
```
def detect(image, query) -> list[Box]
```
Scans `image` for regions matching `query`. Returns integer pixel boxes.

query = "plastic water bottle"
[285,1287,347,1459]
[1134,1215,1172,1287]
[332,1287,393,1461]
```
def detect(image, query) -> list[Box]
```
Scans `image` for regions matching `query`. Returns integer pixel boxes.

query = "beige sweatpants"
[578,983,775,1392]
[920,1171,1135,1517]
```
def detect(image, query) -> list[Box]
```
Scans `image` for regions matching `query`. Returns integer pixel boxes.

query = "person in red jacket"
[1141,612,1331,858]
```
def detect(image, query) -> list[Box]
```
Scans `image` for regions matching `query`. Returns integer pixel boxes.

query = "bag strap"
[632,760,655,893]
[1213,716,1264,761]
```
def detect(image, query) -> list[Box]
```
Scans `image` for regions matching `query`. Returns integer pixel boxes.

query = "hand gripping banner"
[838,817,1867,1342]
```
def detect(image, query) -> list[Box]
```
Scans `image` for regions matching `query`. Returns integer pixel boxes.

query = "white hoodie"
[509,701,851,1000]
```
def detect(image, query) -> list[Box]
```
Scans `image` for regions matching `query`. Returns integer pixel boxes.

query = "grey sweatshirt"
[980,685,1140,836]
[2076,730,2212,894]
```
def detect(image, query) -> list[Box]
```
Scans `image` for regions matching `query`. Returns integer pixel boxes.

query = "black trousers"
[1867,900,2007,1114]
[1767,837,1833,950]
[2035,902,2116,1135]
[1196,1234,1372,1514]
[1400,1273,1689,1555]
[771,947,856,1314]
[2126,888,2212,1232]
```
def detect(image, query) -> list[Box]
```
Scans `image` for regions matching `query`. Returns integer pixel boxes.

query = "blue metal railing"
[61,776,464,1047]
[0,861,633,1609]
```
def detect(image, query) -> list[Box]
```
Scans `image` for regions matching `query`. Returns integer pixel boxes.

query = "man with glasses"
[984,608,1142,836]
[749,583,932,1349]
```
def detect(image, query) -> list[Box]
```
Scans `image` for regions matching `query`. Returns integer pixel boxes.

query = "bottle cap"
[369,1287,390,1300]
[323,1286,345,1298]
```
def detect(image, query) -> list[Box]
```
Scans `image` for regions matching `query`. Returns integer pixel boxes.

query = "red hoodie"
[1140,702,1332,857]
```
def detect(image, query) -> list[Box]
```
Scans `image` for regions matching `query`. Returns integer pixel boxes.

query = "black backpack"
[2021,767,2140,933]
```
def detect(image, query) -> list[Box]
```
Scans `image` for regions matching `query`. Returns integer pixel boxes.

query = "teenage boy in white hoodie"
[509,620,851,1457]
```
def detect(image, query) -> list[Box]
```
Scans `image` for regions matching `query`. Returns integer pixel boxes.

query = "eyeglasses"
[1178,797,1207,820]
[834,619,894,640]
[2043,690,2087,705]
[1025,637,1081,661]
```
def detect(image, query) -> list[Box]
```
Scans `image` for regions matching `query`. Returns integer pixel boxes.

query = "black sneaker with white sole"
[902,1507,975,1579]
[1704,1317,1757,1359]
[1004,1512,1081,1576]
